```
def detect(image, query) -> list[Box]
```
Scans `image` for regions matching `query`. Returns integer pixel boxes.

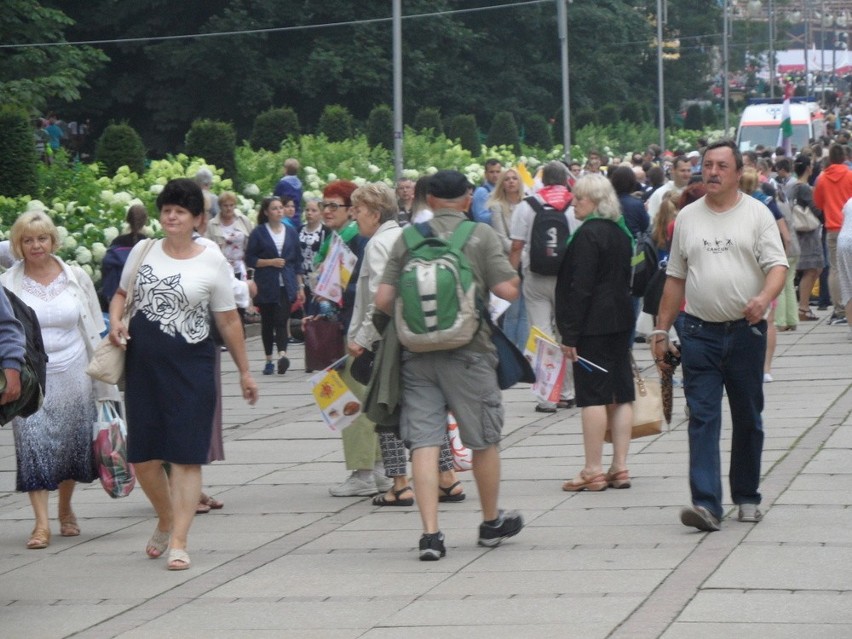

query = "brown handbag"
[303,316,344,372]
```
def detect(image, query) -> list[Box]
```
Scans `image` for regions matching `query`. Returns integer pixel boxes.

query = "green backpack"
[395,221,481,352]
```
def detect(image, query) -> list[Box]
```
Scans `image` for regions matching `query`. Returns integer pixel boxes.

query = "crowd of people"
[2,126,852,566]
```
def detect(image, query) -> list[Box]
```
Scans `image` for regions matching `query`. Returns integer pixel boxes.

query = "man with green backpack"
[376,170,524,561]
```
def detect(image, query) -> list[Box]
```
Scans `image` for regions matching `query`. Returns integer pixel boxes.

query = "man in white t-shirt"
[646,155,692,222]
[652,140,787,532]
[509,161,579,413]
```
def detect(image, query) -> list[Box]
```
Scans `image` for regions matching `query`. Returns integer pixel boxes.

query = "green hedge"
[0,105,38,197]
[185,119,236,180]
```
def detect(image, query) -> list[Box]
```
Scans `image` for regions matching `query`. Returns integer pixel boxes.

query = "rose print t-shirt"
[119,239,236,344]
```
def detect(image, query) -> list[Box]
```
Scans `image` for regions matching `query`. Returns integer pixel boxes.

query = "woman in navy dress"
[245,195,305,375]
[108,178,258,571]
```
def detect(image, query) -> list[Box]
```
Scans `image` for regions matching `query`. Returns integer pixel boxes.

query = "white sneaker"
[329,472,378,497]
[374,473,394,493]
[763,373,773,383]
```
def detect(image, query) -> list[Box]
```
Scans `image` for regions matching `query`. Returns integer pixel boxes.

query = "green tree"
[250,107,300,151]
[684,104,703,130]
[0,1,107,112]
[95,122,146,177]
[0,105,38,197]
[185,119,236,180]
[413,107,443,137]
[621,101,650,125]
[486,111,521,154]
[318,104,354,142]
[448,114,480,155]
[524,115,553,150]
[366,104,393,150]
[598,104,620,127]
[574,108,599,130]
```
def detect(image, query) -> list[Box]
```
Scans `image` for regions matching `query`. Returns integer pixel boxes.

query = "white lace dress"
[12,272,96,491]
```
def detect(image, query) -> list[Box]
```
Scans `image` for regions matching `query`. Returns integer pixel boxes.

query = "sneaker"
[679,505,720,532]
[262,362,275,376]
[478,510,524,547]
[328,472,379,497]
[535,403,557,414]
[419,532,446,561]
[374,473,394,493]
[763,373,773,383]
[557,398,575,409]
[277,355,290,375]
[288,337,304,345]
[828,314,848,326]
[737,503,763,523]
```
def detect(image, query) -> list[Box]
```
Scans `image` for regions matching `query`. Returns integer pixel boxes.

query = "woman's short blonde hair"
[9,210,60,259]
[572,173,621,220]
[351,182,398,224]
[217,191,237,206]
[739,167,760,194]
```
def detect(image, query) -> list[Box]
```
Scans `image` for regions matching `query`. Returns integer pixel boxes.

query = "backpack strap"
[524,195,569,215]
[448,220,477,251]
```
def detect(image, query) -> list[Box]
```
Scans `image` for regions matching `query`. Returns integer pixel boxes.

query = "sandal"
[27,527,51,550]
[606,468,632,489]
[438,481,466,502]
[372,485,414,507]
[199,494,224,510]
[799,308,818,321]
[59,514,80,537]
[562,470,607,492]
[146,528,171,559]
[166,548,191,571]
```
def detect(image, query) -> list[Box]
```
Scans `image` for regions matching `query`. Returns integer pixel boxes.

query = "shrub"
[598,104,621,127]
[95,122,146,177]
[413,107,443,137]
[250,107,300,151]
[366,104,394,150]
[524,114,553,150]
[621,101,650,125]
[0,105,38,197]
[184,119,237,180]
[318,104,354,142]
[448,114,480,155]
[684,104,704,130]
[574,107,599,130]
[702,104,717,128]
[486,111,521,154]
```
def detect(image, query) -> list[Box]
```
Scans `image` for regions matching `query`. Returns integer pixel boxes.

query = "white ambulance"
[736,101,814,153]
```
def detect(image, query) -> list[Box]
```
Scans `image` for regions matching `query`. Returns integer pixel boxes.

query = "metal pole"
[392,0,403,182]
[821,0,826,103]
[769,0,775,98]
[723,0,730,133]
[657,0,665,151]
[804,1,810,98]
[557,0,571,162]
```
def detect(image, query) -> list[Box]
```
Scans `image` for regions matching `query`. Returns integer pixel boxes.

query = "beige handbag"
[628,355,664,439]
[605,355,664,442]
[86,239,155,385]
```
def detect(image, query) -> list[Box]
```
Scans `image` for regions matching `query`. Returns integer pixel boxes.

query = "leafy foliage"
[598,105,621,128]
[448,114,480,155]
[524,115,553,151]
[684,104,703,130]
[574,108,599,130]
[413,107,443,138]
[95,122,146,177]
[185,119,237,180]
[486,112,520,154]
[366,104,393,150]
[318,105,354,142]
[250,107,300,151]
[0,1,107,112]
[621,101,650,125]
[0,105,38,198]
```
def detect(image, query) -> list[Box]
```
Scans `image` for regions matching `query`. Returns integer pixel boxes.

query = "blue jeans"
[679,313,766,520]
[500,293,529,351]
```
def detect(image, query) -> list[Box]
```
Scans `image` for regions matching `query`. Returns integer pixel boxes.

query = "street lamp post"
[657,0,665,152]
[392,0,403,182]
[723,0,730,133]
[557,0,572,162]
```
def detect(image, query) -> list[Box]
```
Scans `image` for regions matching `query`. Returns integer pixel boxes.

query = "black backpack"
[0,288,48,423]
[526,196,571,276]
[630,231,660,297]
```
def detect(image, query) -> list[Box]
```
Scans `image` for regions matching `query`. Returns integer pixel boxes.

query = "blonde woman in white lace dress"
[1,211,120,550]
